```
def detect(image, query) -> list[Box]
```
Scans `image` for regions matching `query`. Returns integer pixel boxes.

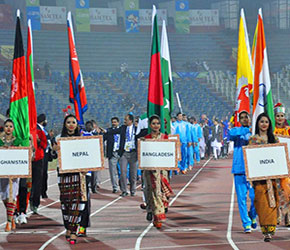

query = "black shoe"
[140,203,147,210]
[42,194,48,199]
[112,189,117,193]
[130,192,135,196]
[146,212,152,222]
[264,234,271,242]
[120,192,128,197]
[165,207,168,213]
[92,188,97,193]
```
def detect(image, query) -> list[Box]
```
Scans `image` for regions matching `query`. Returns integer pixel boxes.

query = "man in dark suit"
[105,114,147,197]
[103,117,121,193]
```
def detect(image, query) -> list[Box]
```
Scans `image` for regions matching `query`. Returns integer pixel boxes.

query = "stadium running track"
[1,157,290,249]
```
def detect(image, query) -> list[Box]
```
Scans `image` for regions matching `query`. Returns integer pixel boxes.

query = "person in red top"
[29,126,47,214]
[144,115,174,229]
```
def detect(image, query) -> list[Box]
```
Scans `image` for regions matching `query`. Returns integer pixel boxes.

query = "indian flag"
[234,9,253,127]
[10,10,30,146]
[251,8,274,134]
[147,5,164,132]
[161,20,174,134]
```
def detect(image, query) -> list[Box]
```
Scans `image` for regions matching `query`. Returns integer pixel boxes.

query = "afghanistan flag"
[27,19,37,148]
[161,20,174,134]
[10,10,30,146]
[67,11,88,125]
[251,8,274,133]
[147,5,164,133]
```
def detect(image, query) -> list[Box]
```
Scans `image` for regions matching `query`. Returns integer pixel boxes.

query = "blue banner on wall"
[125,10,139,33]
[175,0,189,11]
[26,6,41,30]
[75,0,89,9]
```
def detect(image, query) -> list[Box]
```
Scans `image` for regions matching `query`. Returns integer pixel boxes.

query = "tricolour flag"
[67,11,87,125]
[27,19,37,148]
[251,8,274,134]
[10,10,30,146]
[147,5,164,132]
[161,20,174,134]
[234,9,253,127]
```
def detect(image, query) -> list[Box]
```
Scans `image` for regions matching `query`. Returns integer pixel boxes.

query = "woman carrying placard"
[57,114,86,245]
[0,119,22,232]
[144,115,174,229]
[249,113,279,242]
[273,103,290,226]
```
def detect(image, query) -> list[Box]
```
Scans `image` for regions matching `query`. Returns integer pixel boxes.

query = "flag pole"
[176,92,182,113]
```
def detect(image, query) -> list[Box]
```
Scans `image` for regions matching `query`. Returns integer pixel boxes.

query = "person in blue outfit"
[191,117,202,164]
[229,111,257,233]
[173,112,191,174]
[187,117,198,170]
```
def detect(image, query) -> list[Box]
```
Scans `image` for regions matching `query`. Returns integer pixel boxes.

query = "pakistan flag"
[161,20,174,134]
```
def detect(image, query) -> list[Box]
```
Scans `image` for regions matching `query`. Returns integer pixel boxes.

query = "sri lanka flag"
[10,10,30,146]
[251,8,274,134]
[67,11,87,125]
[147,5,165,133]
[234,9,253,127]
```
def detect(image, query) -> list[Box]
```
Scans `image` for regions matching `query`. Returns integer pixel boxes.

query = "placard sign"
[277,135,290,160]
[0,147,32,178]
[243,143,290,181]
[168,134,182,161]
[138,139,178,170]
[58,136,105,173]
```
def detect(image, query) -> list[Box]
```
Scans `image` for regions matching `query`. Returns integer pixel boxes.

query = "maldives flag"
[251,8,274,134]
[67,11,87,125]
[10,10,30,146]
[234,9,253,127]
[27,19,37,148]
[147,5,164,132]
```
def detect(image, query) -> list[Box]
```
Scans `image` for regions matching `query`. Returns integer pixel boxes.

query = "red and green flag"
[10,10,30,146]
[161,20,174,134]
[27,19,37,148]
[147,5,164,132]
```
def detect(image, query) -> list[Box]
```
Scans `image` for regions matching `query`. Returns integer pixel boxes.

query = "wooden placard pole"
[9,178,13,203]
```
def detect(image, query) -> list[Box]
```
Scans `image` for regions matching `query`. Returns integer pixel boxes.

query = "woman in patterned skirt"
[0,119,22,232]
[57,114,86,244]
[144,115,174,229]
[249,113,279,242]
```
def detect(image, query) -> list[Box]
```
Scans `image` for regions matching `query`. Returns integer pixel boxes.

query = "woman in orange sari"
[273,103,290,226]
[249,113,279,242]
[144,115,174,229]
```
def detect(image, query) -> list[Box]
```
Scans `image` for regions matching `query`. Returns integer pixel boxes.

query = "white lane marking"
[39,184,141,250]
[226,179,239,250]
[135,158,212,250]
[164,227,211,232]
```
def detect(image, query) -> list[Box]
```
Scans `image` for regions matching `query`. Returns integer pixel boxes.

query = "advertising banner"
[139,9,167,26]
[175,11,190,33]
[76,8,90,32]
[125,10,139,32]
[90,8,117,25]
[124,0,139,10]
[27,6,41,30]
[189,10,219,26]
[40,6,66,24]
[0,5,14,29]
[26,0,39,6]
[75,0,89,9]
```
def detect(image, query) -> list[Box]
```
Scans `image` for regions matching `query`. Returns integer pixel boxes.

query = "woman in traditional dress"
[57,114,86,244]
[249,113,279,242]
[144,115,174,229]
[273,103,290,226]
[0,119,22,232]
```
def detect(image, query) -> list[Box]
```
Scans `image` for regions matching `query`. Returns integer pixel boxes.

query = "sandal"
[153,221,162,229]
[65,230,71,242]
[69,234,77,245]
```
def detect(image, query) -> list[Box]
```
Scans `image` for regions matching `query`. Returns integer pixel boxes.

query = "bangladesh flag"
[161,20,174,134]
[147,5,164,133]
[10,10,30,146]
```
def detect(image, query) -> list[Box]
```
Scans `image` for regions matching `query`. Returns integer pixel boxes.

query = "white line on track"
[0,178,111,228]
[226,179,239,250]
[39,184,141,250]
[135,158,212,250]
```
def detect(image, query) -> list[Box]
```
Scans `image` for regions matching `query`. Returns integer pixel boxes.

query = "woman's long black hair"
[61,114,80,137]
[255,113,276,143]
